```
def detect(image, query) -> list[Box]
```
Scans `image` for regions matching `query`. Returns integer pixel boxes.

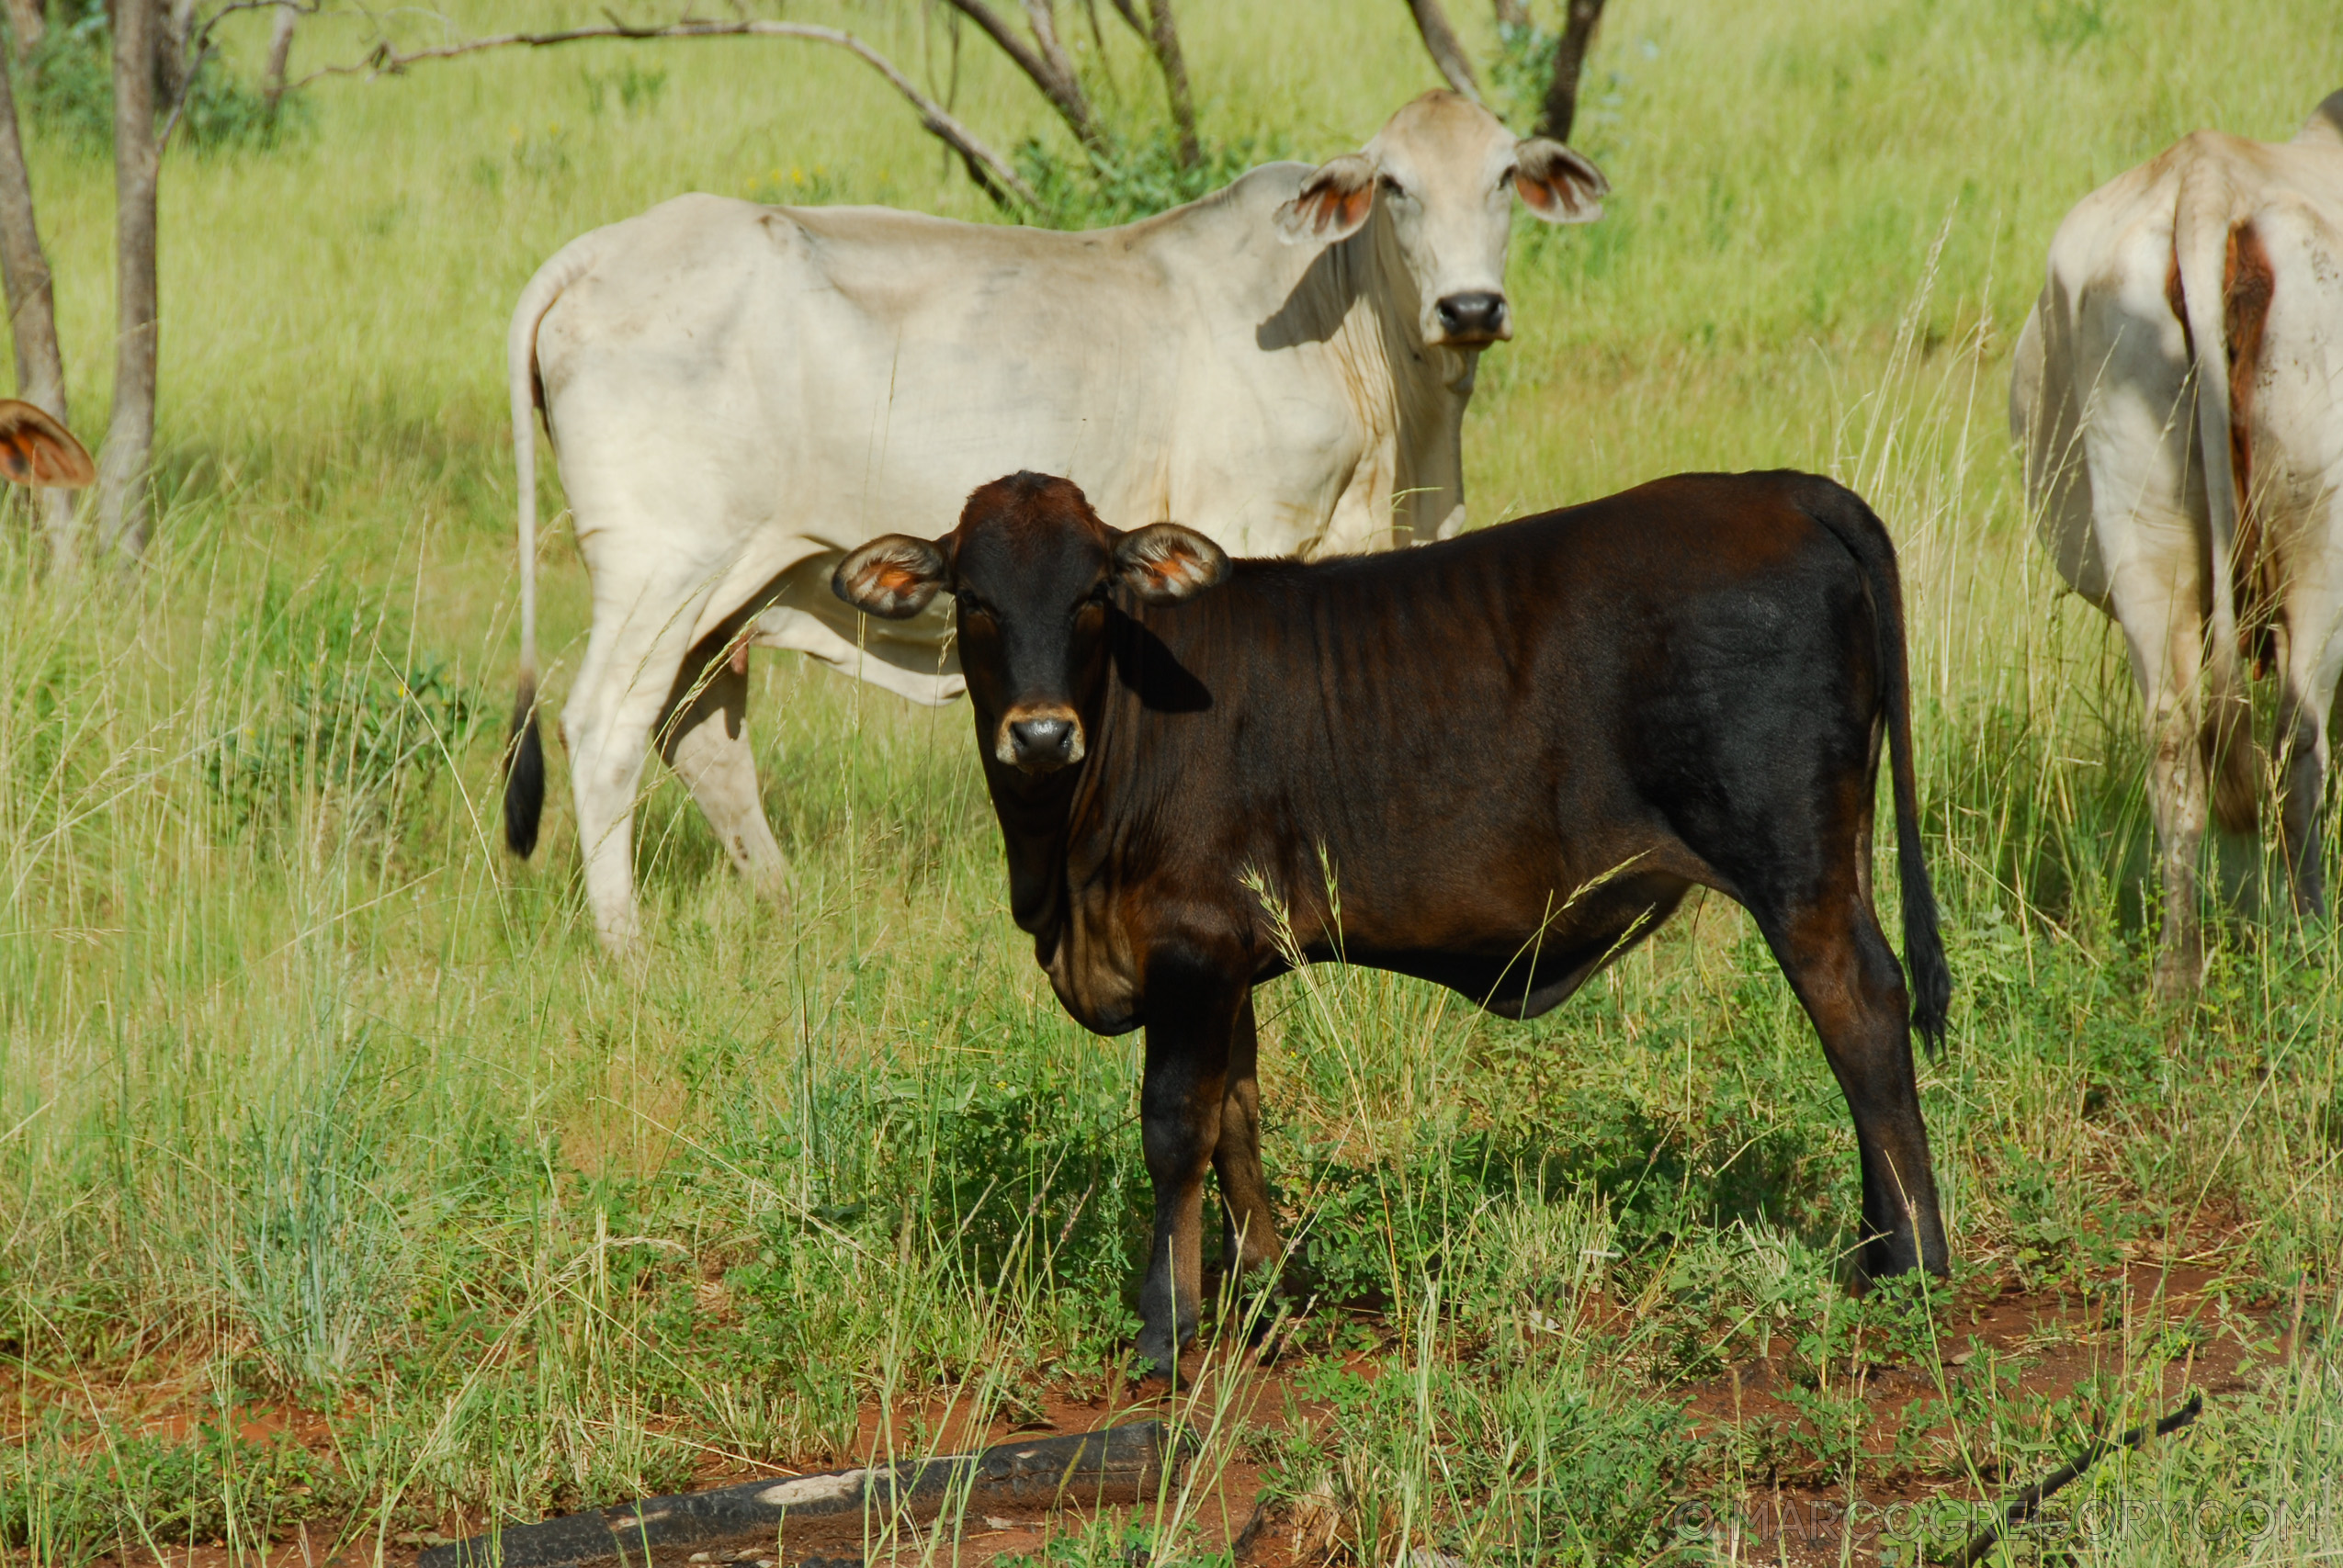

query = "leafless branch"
[1020,0,1078,95]
[1537,0,1606,142]
[1139,0,1195,167]
[1491,0,1529,28]
[933,0,1100,150]
[1095,0,1194,165]
[1403,0,1481,101]
[155,39,213,151]
[301,17,1041,210]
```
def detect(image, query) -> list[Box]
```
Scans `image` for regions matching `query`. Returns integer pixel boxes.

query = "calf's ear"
[1112,523,1228,605]
[1274,154,1378,246]
[1512,140,1608,224]
[0,400,95,489]
[833,535,950,619]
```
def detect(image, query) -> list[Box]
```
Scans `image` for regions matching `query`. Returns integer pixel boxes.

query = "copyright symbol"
[1671,1501,1714,1534]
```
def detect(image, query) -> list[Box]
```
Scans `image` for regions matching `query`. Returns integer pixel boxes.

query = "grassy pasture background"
[3,0,2343,1563]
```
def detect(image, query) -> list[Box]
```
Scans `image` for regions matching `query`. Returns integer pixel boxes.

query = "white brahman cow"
[501,91,1608,953]
[2012,90,2343,995]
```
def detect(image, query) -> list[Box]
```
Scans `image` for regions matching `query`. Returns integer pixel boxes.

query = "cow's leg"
[657,618,788,899]
[2273,602,2343,919]
[562,570,715,954]
[2071,274,2211,998]
[2097,550,2213,998]
[2143,675,2211,998]
[1212,990,1282,1291]
[1754,892,1949,1280]
[1136,946,1244,1375]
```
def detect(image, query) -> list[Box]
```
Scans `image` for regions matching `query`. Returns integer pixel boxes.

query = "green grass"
[2,0,2341,1563]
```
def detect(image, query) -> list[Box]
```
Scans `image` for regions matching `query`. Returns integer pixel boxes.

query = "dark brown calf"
[837,469,1952,1371]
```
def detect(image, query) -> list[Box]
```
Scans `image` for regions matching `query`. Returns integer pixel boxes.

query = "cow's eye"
[956,591,991,619]
[1379,174,1408,199]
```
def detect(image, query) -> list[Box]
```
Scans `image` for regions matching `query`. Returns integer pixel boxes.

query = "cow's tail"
[502,234,597,859]
[1802,478,1952,1056]
[2171,161,2262,836]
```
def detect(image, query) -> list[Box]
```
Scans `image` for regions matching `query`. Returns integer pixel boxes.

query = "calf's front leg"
[1214,991,1284,1289]
[1135,946,1245,1376]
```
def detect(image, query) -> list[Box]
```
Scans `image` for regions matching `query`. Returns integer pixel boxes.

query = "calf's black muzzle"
[1000,709,1084,773]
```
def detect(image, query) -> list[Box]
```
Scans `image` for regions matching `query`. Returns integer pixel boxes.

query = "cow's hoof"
[2149,940,2202,1004]
[1132,1323,1193,1382]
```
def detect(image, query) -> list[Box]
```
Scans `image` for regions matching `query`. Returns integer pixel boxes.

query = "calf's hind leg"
[1754,892,1950,1280]
[1135,947,1246,1375]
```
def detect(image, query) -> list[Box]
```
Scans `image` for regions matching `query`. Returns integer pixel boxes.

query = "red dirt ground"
[40,1251,2296,1568]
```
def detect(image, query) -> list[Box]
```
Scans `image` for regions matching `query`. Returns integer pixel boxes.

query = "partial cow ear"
[2297,89,2343,147]
[1512,140,1608,224]
[833,534,950,620]
[1274,154,1378,246]
[0,400,95,489]
[1112,523,1228,605]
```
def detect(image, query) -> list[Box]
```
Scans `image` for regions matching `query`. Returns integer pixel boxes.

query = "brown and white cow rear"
[2012,90,2343,995]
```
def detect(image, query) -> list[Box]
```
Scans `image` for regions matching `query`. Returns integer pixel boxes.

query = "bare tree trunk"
[1537,0,1606,142]
[263,1,298,106]
[1491,0,1529,27]
[0,36,76,563]
[1403,0,1481,100]
[1142,0,1196,168]
[5,0,44,62]
[97,0,161,560]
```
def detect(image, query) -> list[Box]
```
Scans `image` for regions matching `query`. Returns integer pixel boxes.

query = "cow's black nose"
[1009,716,1077,767]
[1434,291,1508,342]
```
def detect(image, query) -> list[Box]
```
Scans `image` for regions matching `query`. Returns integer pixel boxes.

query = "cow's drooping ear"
[0,400,94,489]
[1512,140,1609,224]
[2297,88,2343,147]
[1112,523,1229,605]
[1274,154,1378,246]
[833,534,950,620]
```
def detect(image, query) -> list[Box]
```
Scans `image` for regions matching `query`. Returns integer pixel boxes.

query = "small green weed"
[580,62,666,117]
[0,1414,349,1564]
[201,581,476,830]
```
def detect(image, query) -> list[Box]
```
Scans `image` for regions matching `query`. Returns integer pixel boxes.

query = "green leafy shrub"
[22,16,313,156]
[909,1063,1150,1306]
[1015,125,1288,231]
